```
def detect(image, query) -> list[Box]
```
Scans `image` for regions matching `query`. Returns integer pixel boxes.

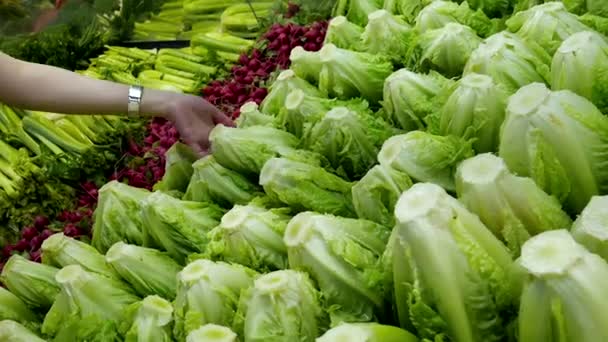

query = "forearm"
[0,53,171,118]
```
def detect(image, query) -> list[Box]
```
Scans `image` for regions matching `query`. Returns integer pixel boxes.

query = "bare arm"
[0,52,170,117]
[0,52,233,153]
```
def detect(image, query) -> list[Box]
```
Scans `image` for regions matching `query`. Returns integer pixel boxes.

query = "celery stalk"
[156,55,216,75]
[158,49,206,64]
[22,115,91,154]
[191,32,254,53]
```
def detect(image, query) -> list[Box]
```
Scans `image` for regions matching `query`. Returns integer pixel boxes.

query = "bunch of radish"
[202,20,328,118]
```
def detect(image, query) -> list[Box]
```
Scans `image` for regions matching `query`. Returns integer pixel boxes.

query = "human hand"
[164,94,234,155]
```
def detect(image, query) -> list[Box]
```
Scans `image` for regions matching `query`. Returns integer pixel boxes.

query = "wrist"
[139,88,174,119]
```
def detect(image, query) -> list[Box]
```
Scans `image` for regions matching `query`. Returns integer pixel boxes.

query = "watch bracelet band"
[127,85,144,117]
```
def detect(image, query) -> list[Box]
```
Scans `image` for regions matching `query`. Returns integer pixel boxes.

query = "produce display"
[2,0,608,341]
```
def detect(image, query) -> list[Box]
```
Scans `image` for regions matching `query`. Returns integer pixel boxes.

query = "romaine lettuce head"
[340,0,383,26]
[317,322,419,342]
[259,158,356,217]
[41,232,118,280]
[360,10,413,63]
[381,68,453,131]
[517,230,608,342]
[210,124,325,176]
[383,0,433,23]
[260,70,322,116]
[302,106,396,179]
[233,270,327,341]
[463,31,552,93]
[153,142,199,194]
[456,153,572,256]
[187,324,238,342]
[352,164,413,227]
[506,2,592,55]
[0,320,45,342]
[571,196,608,262]
[407,22,482,78]
[378,131,474,192]
[123,295,174,342]
[284,212,391,324]
[0,254,60,310]
[498,82,608,214]
[290,47,324,87]
[551,31,608,114]
[438,73,508,153]
[324,16,364,50]
[279,90,370,138]
[41,265,140,339]
[207,204,291,271]
[317,44,394,102]
[106,242,182,299]
[563,0,608,16]
[467,0,513,18]
[183,156,262,207]
[141,191,224,264]
[0,288,39,329]
[414,0,499,37]
[235,102,277,128]
[173,259,257,340]
[92,180,152,253]
[391,183,518,342]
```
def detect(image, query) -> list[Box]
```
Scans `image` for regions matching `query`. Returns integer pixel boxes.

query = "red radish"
[22,226,38,240]
[40,229,54,240]
[30,250,41,262]
[29,236,43,251]
[14,239,29,252]
[2,245,13,259]
[34,216,50,229]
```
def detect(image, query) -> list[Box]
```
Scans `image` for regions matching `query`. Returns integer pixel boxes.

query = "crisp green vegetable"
[0,254,60,310]
[498,82,608,214]
[551,31,608,114]
[235,102,277,128]
[41,265,140,340]
[0,288,39,328]
[518,229,608,342]
[506,2,592,55]
[92,181,152,253]
[333,0,383,26]
[106,242,182,299]
[259,158,356,217]
[210,124,325,176]
[284,212,390,323]
[0,320,45,342]
[464,31,552,93]
[173,260,257,340]
[352,164,413,227]
[317,44,394,102]
[383,0,430,23]
[324,16,364,50]
[456,153,572,255]
[183,156,262,207]
[187,324,238,342]
[124,296,174,342]
[154,143,199,194]
[571,196,608,261]
[234,270,327,341]
[563,0,608,17]
[438,73,508,152]
[141,191,224,264]
[302,106,396,179]
[290,47,324,86]
[207,204,291,271]
[378,131,474,192]
[407,22,482,77]
[260,70,323,116]
[317,323,419,342]
[360,10,413,63]
[414,0,499,37]
[390,182,518,341]
[41,232,118,279]
[381,68,453,131]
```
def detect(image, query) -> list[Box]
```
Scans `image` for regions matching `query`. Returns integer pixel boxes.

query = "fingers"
[212,108,236,127]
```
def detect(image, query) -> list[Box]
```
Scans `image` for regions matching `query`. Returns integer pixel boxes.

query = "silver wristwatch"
[127,85,144,117]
